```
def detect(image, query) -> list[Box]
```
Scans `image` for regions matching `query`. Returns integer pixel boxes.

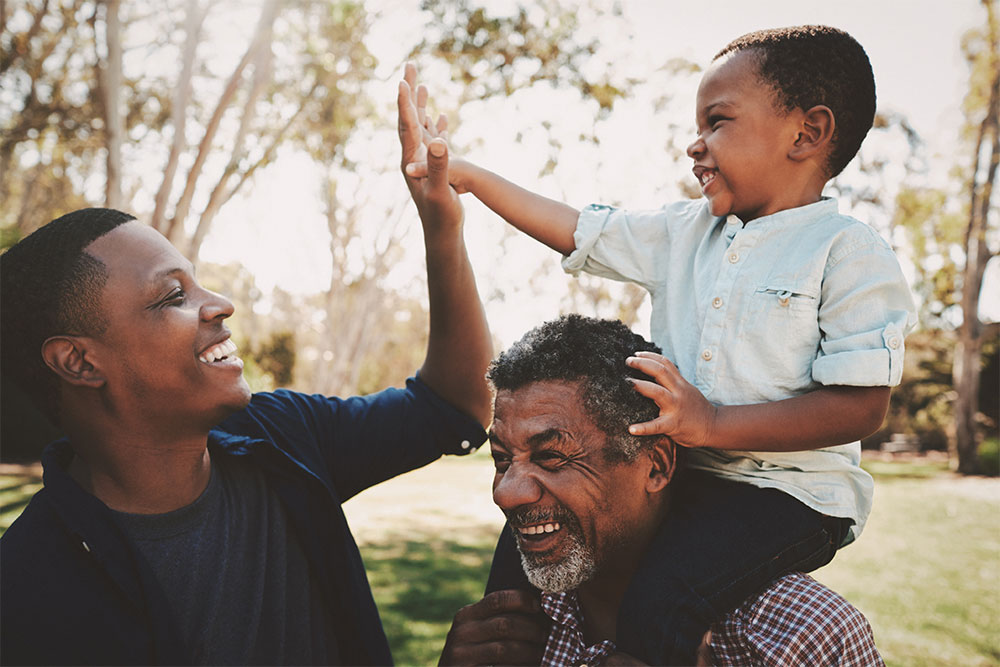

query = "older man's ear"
[645,437,677,493]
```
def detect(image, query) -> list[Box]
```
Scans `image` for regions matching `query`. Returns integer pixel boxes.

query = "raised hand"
[626,351,719,448]
[398,63,463,233]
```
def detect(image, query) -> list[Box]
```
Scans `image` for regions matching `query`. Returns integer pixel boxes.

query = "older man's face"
[490,380,654,592]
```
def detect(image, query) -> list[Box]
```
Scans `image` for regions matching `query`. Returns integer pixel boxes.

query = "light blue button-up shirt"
[564,197,917,542]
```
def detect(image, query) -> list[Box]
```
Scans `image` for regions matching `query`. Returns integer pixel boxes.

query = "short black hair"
[0,208,135,422]
[714,25,876,177]
[487,314,663,462]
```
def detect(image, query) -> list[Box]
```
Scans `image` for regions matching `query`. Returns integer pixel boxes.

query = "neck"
[65,421,213,514]
[576,567,635,644]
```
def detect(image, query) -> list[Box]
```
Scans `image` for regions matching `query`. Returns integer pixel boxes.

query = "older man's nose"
[493,463,543,510]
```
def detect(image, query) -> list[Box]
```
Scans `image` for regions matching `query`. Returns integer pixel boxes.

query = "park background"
[1,0,998,664]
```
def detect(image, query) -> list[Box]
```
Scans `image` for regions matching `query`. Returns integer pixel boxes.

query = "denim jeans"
[486,469,851,665]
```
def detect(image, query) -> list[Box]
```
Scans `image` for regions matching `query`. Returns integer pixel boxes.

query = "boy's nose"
[492,463,543,511]
[686,136,705,158]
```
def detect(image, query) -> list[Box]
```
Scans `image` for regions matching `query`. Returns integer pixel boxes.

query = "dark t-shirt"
[113,453,336,665]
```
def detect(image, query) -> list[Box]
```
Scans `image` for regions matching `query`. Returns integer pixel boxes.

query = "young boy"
[406,26,916,664]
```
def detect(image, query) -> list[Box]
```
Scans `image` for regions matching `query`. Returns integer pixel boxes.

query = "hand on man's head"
[439,589,550,666]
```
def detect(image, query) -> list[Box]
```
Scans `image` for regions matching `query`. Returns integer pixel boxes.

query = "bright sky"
[201,0,994,346]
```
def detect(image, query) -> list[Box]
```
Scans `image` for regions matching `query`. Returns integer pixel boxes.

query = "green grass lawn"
[3,453,998,666]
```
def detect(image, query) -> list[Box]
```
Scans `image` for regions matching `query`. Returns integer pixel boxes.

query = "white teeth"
[520,522,561,535]
[199,339,239,364]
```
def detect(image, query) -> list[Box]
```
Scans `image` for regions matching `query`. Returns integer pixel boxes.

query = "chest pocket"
[743,282,821,389]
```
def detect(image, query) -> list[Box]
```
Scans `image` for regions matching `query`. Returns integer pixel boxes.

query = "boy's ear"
[789,105,835,162]
[645,436,677,494]
[41,336,107,389]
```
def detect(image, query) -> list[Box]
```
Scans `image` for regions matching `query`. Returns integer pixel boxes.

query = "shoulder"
[711,573,883,666]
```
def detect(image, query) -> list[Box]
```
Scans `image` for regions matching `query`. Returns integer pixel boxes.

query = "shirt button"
[728,252,740,263]
[888,337,900,349]
[460,440,471,450]
[712,297,723,309]
[701,349,713,361]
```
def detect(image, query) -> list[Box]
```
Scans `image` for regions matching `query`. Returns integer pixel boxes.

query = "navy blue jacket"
[0,377,486,666]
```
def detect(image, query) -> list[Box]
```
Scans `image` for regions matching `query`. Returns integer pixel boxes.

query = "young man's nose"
[200,290,235,321]
[492,463,543,510]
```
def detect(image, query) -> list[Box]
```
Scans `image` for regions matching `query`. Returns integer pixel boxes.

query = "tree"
[953,0,1000,473]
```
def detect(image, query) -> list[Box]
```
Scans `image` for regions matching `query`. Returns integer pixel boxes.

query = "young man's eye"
[160,289,185,307]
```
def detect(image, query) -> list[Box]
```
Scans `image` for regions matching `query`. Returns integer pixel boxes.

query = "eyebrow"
[488,427,566,450]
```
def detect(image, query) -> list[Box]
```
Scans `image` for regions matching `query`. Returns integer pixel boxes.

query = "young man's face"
[83,222,251,431]
[687,49,806,222]
[489,380,656,593]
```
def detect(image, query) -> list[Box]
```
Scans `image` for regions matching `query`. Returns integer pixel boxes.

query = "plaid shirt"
[541,572,884,666]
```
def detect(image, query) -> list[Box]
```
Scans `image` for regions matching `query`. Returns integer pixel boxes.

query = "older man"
[441,315,883,666]
[0,65,490,665]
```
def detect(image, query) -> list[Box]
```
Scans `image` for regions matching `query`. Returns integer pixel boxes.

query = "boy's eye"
[709,116,727,129]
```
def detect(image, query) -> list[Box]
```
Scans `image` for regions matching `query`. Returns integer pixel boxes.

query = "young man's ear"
[789,105,835,162]
[645,436,677,494]
[41,336,106,388]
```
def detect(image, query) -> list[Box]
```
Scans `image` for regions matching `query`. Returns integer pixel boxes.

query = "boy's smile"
[688,49,818,223]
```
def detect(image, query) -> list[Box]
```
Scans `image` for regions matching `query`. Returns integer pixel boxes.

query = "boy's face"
[688,49,807,222]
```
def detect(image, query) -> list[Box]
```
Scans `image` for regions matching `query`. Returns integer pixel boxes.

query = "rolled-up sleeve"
[812,235,917,387]
[561,204,671,291]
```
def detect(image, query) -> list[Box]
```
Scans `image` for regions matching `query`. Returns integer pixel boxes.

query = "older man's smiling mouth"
[519,522,561,536]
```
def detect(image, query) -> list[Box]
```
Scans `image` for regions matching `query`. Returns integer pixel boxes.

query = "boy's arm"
[399,69,493,427]
[626,352,889,451]
[402,64,579,255]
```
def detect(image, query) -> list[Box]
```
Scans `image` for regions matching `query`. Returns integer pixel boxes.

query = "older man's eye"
[491,453,511,472]
[534,452,567,469]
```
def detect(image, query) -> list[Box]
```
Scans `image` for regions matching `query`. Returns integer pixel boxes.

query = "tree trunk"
[953,0,999,474]
[150,0,205,234]
[100,0,123,210]
[164,0,279,247]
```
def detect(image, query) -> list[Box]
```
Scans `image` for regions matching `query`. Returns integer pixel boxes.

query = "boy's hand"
[400,63,475,193]
[626,351,718,448]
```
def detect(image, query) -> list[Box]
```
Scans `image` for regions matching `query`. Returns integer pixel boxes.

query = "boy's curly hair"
[487,314,665,462]
[0,208,135,422]
[715,25,876,178]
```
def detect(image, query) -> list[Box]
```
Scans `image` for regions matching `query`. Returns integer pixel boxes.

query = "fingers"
[426,138,449,193]
[455,589,542,622]
[626,352,681,390]
[441,591,549,666]
[416,83,429,127]
[397,79,420,165]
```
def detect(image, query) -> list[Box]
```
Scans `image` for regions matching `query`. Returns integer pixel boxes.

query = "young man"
[439,315,884,667]
[0,70,489,665]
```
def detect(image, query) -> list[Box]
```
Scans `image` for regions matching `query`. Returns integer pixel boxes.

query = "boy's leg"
[485,524,534,594]
[616,470,850,665]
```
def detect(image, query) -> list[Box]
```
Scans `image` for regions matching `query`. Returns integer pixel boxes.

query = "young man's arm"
[626,352,889,451]
[402,64,579,256]
[399,67,493,426]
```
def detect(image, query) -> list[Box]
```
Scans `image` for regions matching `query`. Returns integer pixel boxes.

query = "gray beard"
[516,529,597,593]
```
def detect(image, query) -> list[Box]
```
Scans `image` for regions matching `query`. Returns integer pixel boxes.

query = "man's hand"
[399,63,463,233]
[439,590,550,666]
[400,63,476,193]
[625,351,718,448]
